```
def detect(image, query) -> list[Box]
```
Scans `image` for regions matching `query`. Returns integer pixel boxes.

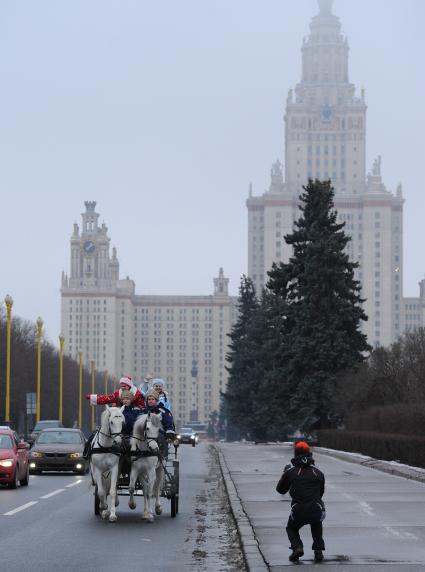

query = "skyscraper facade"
[61,201,237,427]
[247,0,404,347]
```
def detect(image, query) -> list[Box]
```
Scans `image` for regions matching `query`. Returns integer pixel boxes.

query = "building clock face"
[320,104,334,122]
[83,240,96,254]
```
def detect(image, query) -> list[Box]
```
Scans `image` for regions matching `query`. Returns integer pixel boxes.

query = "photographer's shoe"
[314,550,324,562]
[289,547,304,562]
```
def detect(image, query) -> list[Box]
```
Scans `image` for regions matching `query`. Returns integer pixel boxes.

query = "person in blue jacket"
[152,379,172,411]
[141,390,175,457]
[120,391,143,436]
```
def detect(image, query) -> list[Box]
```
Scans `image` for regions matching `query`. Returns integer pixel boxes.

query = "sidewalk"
[217,442,425,571]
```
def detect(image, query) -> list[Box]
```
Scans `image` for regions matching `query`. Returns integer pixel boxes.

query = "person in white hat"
[151,378,172,411]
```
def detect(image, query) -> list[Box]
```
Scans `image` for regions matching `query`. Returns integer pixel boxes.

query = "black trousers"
[286,517,325,551]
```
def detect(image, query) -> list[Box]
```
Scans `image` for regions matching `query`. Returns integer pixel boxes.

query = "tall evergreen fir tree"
[282,179,370,429]
[224,276,258,439]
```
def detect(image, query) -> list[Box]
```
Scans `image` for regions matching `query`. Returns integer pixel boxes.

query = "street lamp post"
[78,352,83,429]
[4,295,13,423]
[59,334,65,422]
[36,317,43,422]
[91,360,95,431]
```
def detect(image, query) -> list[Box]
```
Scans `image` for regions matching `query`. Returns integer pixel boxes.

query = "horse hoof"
[146,514,154,523]
[129,501,136,510]
[101,510,110,520]
[155,506,162,515]
[109,514,118,523]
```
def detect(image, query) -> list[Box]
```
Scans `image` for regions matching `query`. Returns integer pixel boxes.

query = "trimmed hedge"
[345,403,425,436]
[318,430,425,469]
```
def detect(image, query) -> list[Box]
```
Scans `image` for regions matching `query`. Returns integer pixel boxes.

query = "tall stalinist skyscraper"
[247,0,404,347]
[61,202,237,427]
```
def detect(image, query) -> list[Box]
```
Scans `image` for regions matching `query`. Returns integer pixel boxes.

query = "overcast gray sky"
[1,0,424,344]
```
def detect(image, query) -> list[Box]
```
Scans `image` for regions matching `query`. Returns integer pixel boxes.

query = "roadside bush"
[318,429,425,468]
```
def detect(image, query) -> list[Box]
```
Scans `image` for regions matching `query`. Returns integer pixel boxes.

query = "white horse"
[90,405,125,522]
[128,412,165,522]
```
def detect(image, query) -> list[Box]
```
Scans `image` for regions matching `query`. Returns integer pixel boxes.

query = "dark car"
[176,427,198,447]
[29,420,64,444]
[0,427,30,488]
[29,428,87,475]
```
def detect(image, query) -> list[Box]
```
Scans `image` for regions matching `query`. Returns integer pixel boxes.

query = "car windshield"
[0,435,13,449]
[37,431,82,445]
[180,428,194,433]
[33,421,62,431]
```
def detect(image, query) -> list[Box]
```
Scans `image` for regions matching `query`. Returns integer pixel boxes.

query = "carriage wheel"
[171,494,178,518]
[94,485,100,516]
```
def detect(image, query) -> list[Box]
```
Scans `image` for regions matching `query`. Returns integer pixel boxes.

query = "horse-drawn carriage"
[90,406,180,522]
[115,446,179,516]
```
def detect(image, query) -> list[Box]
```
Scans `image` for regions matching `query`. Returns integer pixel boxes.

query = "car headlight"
[190,435,195,440]
[176,434,181,440]
[30,451,44,458]
[69,452,82,459]
[0,459,14,468]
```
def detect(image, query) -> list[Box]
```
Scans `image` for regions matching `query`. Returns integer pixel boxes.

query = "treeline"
[332,328,425,435]
[0,309,108,436]
[223,180,370,441]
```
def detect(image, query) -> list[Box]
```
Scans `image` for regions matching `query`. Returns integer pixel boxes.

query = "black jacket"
[276,454,325,523]
[276,454,325,504]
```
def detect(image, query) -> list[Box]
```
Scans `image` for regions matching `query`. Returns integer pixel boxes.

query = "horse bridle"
[98,412,123,446]
[134,412,159,451]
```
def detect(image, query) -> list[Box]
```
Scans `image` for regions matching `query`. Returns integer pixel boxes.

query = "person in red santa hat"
[85,376,145,409]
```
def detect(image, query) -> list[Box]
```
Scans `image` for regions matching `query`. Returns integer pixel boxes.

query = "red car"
[0,427,30,488]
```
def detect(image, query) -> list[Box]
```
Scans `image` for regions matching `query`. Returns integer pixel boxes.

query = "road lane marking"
[40,488,65,499]
[359,501,375,516]
[3,501,38,516]
[66,480,83,488]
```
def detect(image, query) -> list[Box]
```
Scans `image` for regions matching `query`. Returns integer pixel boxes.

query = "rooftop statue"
[372,155,382,177]
[318,0,333,14]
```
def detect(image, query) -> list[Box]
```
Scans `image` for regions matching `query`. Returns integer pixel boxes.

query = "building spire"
[318,0,333,14]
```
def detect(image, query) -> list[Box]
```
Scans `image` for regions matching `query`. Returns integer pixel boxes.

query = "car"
[176,427,199,447]
[29,428,88,475]
[29,419,64,444]
[0,427,30,488]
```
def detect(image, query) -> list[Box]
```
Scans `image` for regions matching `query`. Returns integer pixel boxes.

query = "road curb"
[315,447,425,484]
[214,444,269,572]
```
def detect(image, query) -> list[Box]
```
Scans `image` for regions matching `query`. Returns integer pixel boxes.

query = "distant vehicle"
[0,427,30,488]
[29,428,87,475]
[184,422,207,439]
[176,427,198,447]
[29,420,64,444]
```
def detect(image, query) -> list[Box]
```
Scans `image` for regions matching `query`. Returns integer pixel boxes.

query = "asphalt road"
[219,443,425,571]
[0,443,245,572]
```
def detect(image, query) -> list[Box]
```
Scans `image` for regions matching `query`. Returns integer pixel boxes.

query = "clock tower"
[68,201,120,289]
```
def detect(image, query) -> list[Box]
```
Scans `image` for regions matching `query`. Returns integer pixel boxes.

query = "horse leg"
[154,463,164,515]
[108,463,119,523]
[100,471,112,520]
[143,463,155,522]
[96,474,109,520]
[128,462,138,511]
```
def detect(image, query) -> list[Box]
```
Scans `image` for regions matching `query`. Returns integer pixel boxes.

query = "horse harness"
[90,427,124,457]
[131,413,161,460]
